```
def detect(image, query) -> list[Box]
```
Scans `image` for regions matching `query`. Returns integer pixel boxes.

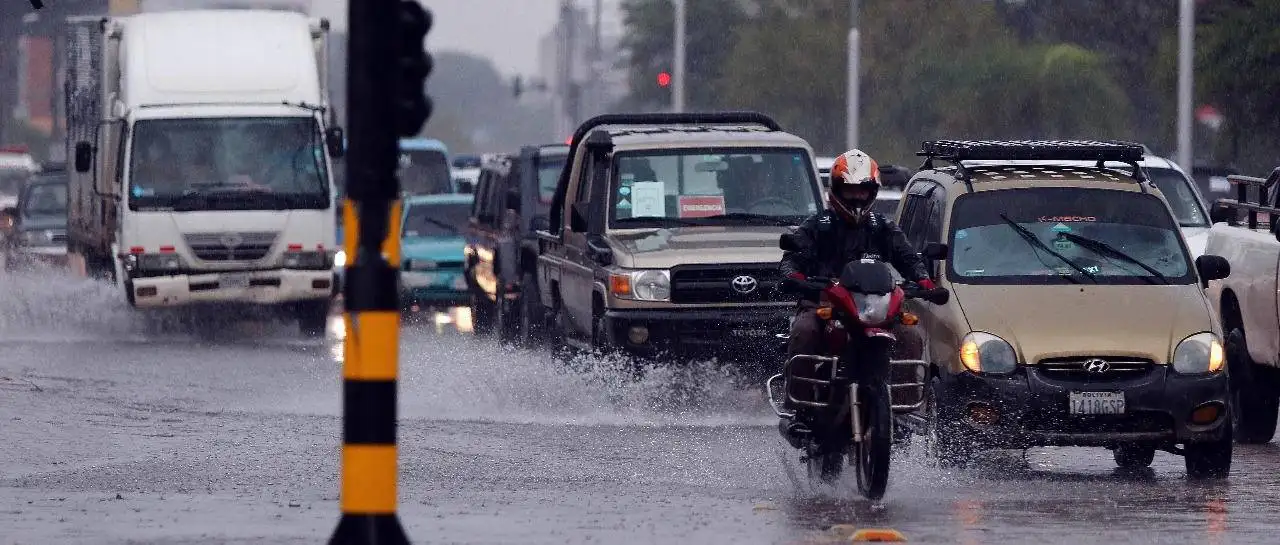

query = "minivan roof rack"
[918,139,1148,193]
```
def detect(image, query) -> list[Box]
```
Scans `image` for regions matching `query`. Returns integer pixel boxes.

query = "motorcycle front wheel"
[854,381,892,500]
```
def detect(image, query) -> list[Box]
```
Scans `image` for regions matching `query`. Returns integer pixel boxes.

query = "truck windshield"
[608,147,820,228]
[128,116,330,211]
[948,187,1195,285]
[399,149,452,195]
[402,201,472,238]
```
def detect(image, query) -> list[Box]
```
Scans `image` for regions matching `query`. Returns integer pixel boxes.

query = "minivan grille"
[184,231,277,262]
[669,263,783,304]
[1036,356,1154,380]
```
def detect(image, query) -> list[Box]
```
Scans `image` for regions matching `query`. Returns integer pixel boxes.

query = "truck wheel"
[1185,427,1232,479]
[297,300,331,337]
[470,293,494,336]
[1113,444,1156,469]
[1226,328,1279,444]
[518,273,545,347]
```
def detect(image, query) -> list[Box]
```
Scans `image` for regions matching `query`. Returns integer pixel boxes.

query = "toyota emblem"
[731,275,759,295]
[1082,358,1111,374]
[219,232,243,249]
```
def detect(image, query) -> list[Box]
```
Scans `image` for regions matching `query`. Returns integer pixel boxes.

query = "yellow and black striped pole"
[330,1,431,543]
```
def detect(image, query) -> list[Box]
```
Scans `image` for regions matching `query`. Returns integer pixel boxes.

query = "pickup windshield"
[948,187,1195,285]
[402,201,471,238]
[608,147,820,228]
[400,149,452,195]
[128,116,330,211]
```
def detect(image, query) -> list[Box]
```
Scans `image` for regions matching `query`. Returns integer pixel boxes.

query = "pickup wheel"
[1226,328,1279,444]
[517,273,544,347]
[494,284,518,343]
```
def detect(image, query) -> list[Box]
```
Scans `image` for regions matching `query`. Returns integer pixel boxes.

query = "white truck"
[1204,167,1280,443]
[64,10,345,335]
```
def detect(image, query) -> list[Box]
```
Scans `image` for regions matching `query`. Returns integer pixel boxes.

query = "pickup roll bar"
[547,110,783,236]
[917,139,1149,192]
[1213,167,1280,230]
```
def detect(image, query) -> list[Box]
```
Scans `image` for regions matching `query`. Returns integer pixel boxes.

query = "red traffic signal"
[657,72,671,87]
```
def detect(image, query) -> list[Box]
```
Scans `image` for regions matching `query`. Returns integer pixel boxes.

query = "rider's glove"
[787,272,806,281]
[918,278,937,290]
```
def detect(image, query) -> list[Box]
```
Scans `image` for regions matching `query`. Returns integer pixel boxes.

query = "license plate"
[731,328,769,338]
[1069,391,1125,415]
[221,273,250,289]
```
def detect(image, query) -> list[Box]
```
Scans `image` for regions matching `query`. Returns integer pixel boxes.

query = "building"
[535,0,627,139]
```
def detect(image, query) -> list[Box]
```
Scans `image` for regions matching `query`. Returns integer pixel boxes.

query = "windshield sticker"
[965,269,985,275]
[1084,265,1102,274]
[955,229,968,239]
[630,181,666,217]
[617,198,632,210]
[1038,215,1096,222]
[621,173,635,182]
[1053,239,1073,251]
[619,186,631,195]
[678,195,725,218]
[1051,223,1072,233]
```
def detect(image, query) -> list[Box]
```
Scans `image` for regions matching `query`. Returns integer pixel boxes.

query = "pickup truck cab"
[1204,167,1280,444]
[534,112,824,371]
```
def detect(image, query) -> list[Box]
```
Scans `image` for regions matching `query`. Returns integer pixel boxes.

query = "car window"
[948,187,1194,285]
[870,196,899,218]
[607,147,820,228]
[399,149,452,195]
[22,182,68,217]
[403,201,471,238]
[536,155,566,217]
[1145,167,1208,227]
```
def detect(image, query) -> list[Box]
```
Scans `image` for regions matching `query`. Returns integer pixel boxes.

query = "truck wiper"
[170,189,289,212]
[999,214,1095,284]
[701,212,795,225]
[1057,232,1170,284]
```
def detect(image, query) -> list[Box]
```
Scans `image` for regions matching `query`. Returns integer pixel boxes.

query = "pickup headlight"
[1172,332,1225,374]
[959,332,1018,375]
[609,269,671,302]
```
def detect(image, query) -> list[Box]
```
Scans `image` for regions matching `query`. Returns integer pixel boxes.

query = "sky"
[310,0,622,77]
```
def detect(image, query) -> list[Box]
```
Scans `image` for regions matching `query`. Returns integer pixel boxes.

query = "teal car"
[400,193,473,309]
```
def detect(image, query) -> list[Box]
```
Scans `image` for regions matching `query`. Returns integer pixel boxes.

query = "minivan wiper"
[1057,232,1170,284]
[999,214,1096,283]
[415,216,461,235]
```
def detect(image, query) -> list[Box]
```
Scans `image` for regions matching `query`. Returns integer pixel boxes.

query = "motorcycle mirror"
[925,288,950,305]
[779,232,803,252]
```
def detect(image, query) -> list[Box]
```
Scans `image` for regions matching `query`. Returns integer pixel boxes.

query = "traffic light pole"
[330,1,431,543]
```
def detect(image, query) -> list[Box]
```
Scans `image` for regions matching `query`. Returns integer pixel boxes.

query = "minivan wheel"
[1185,433,1233,479]
[925,375,972,467]
[1113,444,1156,469]
[1226,328,1279,444]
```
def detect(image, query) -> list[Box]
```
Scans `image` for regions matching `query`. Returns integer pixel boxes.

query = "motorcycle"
[766,248,949,499]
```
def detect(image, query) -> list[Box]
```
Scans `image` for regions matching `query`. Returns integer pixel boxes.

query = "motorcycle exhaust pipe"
[849,382,862,443]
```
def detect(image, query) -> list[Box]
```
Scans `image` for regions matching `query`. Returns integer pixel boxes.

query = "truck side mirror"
[923,242,948,260]
[1195,254,1230,288]
[506,188,520,211]
[74,141,93,173]
[325,127,346,158]
[570,203,589,232]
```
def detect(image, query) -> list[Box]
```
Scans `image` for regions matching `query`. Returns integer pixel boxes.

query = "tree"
[1198,0,1280,171]
[617,0,748,111]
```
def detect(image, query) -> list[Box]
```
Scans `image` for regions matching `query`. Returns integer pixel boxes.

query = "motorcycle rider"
[777,149,937,435]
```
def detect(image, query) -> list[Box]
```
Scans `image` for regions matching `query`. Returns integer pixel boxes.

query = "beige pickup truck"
[532,112,824,372]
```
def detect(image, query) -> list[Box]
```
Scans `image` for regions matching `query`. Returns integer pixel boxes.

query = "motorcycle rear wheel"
[854,382,892,500]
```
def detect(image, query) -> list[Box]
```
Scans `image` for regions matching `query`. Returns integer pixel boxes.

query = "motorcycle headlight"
[1172,332,1225,374]
[959,332,1018,375]
[852,292,892,325]
[608,269,671,302]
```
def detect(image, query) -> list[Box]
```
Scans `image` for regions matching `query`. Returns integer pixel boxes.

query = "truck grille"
[184,231,278,262]
[1036,356,1154,380]
[669,263,783,304]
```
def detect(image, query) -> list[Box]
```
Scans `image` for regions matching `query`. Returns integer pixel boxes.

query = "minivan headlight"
[609,269,671,302]
[959,332,1018,375]
[1172,332,1224,374]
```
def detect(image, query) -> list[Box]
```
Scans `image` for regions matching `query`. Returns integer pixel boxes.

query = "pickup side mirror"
[1209,202,1235,225]
[570,202,589,232]
[325,127,346,158]
[1195,254,1230,288]
[74,141,93,173]
[585,234,613,266]
[506,189,520,211]
[530,215,550,232]
[923,242,948,260]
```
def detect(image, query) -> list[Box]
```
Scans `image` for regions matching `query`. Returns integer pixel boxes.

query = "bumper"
[6,246,68,268]
[130,269,333,308]
[601,305,792,361]
[939,366,1230,447]
[401,270,469,307]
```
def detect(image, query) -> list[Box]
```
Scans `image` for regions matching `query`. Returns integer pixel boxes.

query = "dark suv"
[464,143,569,343]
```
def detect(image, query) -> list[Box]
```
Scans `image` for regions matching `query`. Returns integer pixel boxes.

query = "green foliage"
[1198,0,1280,170]
[617,0,747,111]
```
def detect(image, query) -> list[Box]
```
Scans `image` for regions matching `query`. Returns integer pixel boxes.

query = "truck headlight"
[609,269,670,302]
[284,250,328,269]
[137,253,182,271]
[959,332,1018,375]
[1172,332,1225,374]
[333,249,346,268]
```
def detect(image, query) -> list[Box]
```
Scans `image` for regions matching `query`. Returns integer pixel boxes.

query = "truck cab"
[534,112,824,373]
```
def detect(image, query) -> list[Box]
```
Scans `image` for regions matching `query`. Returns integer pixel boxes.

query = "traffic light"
[396,0,432,137]
[657,71,672,88]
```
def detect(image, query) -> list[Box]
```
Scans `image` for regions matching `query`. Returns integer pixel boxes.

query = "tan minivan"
[897,140,1233,478]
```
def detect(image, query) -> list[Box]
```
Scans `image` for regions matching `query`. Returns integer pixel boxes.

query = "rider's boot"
[777,415,810,449]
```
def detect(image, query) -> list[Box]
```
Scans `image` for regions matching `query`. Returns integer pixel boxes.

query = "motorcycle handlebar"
[780,276,950,305]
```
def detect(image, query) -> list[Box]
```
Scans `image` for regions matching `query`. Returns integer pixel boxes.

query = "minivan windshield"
[608,147,820,228]
[402,201,472,238]
[948,187,1195,285]
[128,116,330,211]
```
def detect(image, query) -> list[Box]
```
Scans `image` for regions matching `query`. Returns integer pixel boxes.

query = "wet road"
[2,271,1279,544]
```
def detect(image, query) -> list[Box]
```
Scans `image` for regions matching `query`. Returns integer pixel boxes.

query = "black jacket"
[779,211,929,282]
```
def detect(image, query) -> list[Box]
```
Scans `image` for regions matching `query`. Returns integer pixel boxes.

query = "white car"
[965,155,1212,256]
[815,156,836,188]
